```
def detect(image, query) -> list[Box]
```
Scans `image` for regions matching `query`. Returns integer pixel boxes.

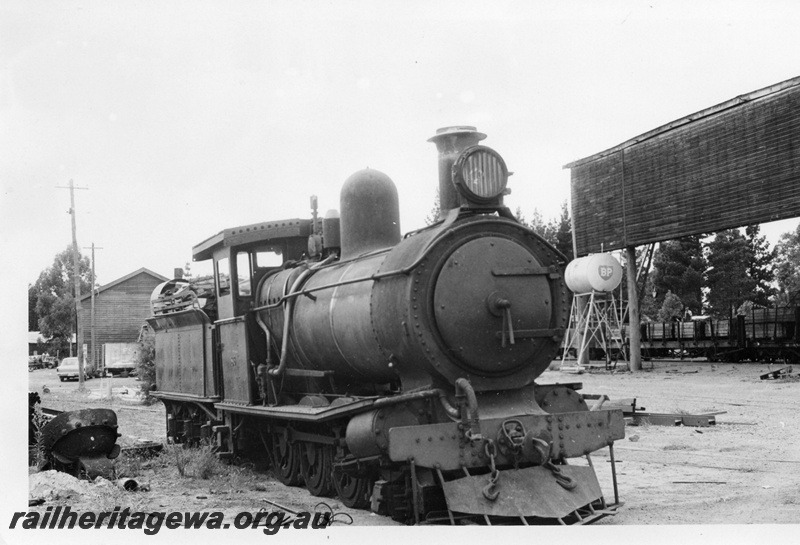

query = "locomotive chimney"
[339,168,401,260]
[428,126,486,220]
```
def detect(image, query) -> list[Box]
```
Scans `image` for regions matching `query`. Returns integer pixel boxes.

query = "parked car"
[56,357,95,382]
[27,356,43,372]
[43,356,58,369]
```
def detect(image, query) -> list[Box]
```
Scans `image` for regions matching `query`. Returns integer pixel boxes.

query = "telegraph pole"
[58,180,88,390]
[84,243,103,378]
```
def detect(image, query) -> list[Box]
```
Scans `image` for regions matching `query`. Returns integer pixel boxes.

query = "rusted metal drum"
[40,408,121,479]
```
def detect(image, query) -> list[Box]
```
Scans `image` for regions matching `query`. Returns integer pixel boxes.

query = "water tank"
[564,253,623,293]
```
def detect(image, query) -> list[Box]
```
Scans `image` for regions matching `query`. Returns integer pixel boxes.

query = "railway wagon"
[147,126,626,525]
[639,307,800,363]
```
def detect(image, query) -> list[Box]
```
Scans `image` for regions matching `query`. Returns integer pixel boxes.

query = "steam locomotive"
[147,126,625,525]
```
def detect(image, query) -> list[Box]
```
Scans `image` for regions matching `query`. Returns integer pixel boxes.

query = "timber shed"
[79,267,168,369]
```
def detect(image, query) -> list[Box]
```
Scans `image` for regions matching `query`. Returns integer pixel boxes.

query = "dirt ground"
[26,360,800,528]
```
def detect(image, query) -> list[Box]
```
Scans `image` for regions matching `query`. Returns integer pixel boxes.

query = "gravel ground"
[23,361,800,539]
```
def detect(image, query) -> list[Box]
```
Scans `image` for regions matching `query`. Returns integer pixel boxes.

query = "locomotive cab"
[192,219,312,319]
[192,220,314,405]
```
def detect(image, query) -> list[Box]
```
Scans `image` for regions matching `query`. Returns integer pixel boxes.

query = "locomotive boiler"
[147,126,625,525]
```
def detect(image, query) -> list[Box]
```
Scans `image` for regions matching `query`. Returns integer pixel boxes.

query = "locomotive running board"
[214,398,376,422]
[441,465,607,521]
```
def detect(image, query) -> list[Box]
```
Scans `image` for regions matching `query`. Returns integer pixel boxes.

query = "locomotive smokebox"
[340,169,401,259]
[428,126,486,219]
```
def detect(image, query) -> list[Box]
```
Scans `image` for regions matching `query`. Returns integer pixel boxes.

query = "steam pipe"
[369,387,460,420]
[270,267,314,377]
[455,378,479,422]
[255,305,273,366]
[269,255,337,377]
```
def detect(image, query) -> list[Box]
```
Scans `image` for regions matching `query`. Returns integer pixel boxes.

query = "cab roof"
[192,218,312,261]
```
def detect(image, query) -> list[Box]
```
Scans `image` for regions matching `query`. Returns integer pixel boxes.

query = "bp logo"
[598,265,615,280]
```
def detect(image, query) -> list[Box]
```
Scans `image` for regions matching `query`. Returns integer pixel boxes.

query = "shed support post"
[626,246,642,371]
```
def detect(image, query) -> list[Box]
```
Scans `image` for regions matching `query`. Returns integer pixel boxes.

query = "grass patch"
[114,448,159,478]
[163,439,225,480]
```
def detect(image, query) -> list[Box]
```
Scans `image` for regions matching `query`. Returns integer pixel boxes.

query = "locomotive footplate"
[388,409,625,470]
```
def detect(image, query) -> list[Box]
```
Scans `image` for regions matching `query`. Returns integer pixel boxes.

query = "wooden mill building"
[79,267,168,369]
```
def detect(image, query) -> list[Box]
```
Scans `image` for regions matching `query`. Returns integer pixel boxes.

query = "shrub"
[163,439,223,480]
[29,404,49,469]
[136,329,157,403]
[191,440,221,480]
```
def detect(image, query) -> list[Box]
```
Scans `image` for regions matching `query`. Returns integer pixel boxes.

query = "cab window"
[217,257,231,296]
[236,251,252,297]
[255,248,283,268]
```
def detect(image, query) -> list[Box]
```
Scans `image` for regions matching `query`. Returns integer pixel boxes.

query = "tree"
[553,201,574,262]
[774,222,800,305]
[424,188,441,226]
[651,236,706,316]
[657,290,683,322]
[639,273,659,320]
[705,229,754,317]
[30,246,94,356]
[515,206,555,243]
[514,201,573,262]
[28,284,40,331]
[744,224,776,307]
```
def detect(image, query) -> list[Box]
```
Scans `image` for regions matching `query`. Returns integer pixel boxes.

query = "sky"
[4,0,800,292]
[3,2,800,539]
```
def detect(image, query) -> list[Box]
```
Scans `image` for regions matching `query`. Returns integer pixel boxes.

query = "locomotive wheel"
[300,443,334,497]
[333,469,372,509]
[269,431,302,486]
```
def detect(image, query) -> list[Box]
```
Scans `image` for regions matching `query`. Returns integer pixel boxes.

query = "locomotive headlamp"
[451,145,509,204]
